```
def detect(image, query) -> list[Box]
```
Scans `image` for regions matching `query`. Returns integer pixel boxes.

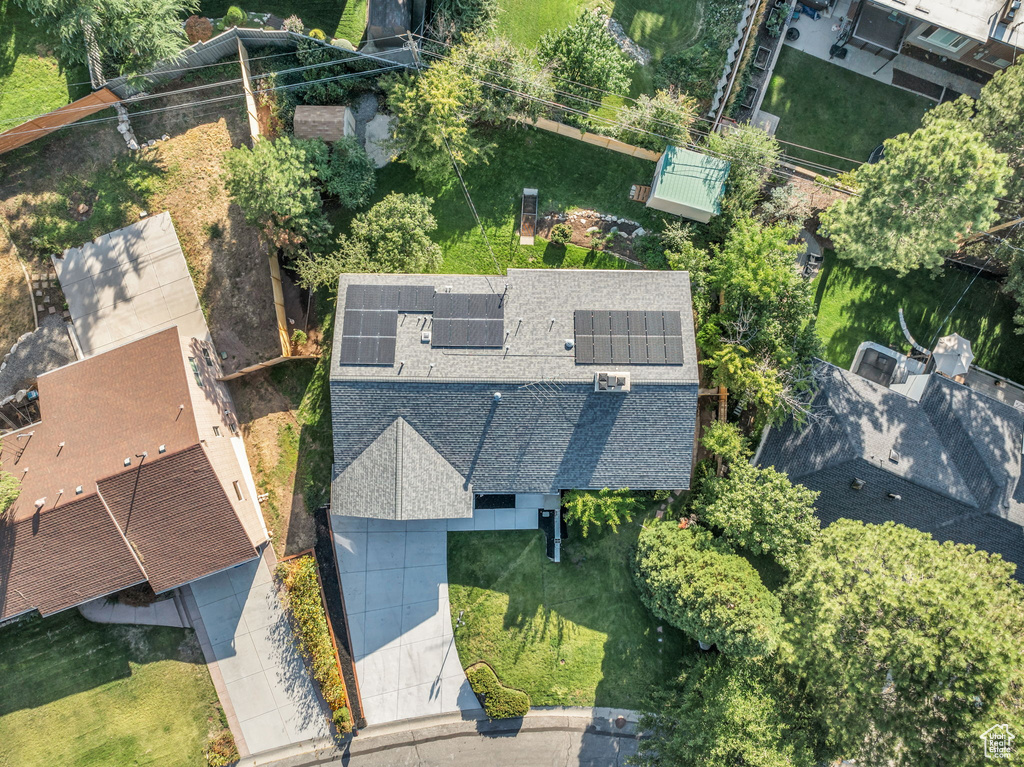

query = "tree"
[18,0,196,77]
[633,655,820,767]
[223,137,330,256]
[0,468,20,516]
[782,520,1024,766]
[613,89,697,151]
[562,488,642,536]
[700,217,821,423]
[538,10,631,119]
[821,118,1010,274]
[295,137,376,209]
[699,420,750,465]
[695,463,819,570]
[184,14,213,44]
[633,522,782,657]
[384,64,491,187]
[662,224,713,317]
[296,193,442,289]
[448,33,554,124]
[705,124,782,215]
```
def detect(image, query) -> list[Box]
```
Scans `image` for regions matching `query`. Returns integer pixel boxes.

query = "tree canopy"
[19,0,196,77]
[562,488,642,537]
[613,89,697,151]
[705,123,782,216]
[782,519,1024,766]
[295,137,377,210]
[634,522,782,657]
[222,137,330,256]
[0,469,20,516]
[296,193,442,289]
[821,118,1010,274]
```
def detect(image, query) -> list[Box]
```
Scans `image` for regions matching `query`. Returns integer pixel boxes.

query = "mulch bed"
[892,69,944,101]
[534,209,643,261]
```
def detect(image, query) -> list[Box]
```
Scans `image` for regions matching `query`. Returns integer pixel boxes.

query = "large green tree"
[295,137,377,210]
[223,137,330,256]
[448,33,554,124]
[699,217,821,423]
[705,123,782,216]
[538,10,631,119]
[562,488,642,537]
[821,118,1010,274]
[695,463,820,570]
[782,519,1024,766]
[634,522,782,657]
[613,89,697,151]
[633,655,821,767]
[296,193,442,289]
[18,0,196,77]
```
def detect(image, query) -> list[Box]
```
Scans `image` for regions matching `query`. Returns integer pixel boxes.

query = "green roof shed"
[646,145,730,223]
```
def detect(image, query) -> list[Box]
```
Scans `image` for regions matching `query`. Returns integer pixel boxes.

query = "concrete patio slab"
[190,555,329,755]
[332,509,540,725]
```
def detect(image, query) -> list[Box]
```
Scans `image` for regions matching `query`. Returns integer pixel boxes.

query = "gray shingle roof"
[330,270,699,518]
[759,362,1024,579]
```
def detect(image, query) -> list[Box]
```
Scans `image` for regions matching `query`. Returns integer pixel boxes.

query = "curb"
[236,707,642,767]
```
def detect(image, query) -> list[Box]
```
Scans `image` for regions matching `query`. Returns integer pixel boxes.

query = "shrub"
[563,488,643,536]
[308,27,326,40]
[466,663,530,719]
[185,15,214,43]
[332,706,353,733]
[283,14,304,32]
[223,5,246,27]
[291,329,308,347]
[549,222,572,246]
[204,730,238,767]
[276,556,352,732]
[434,0,498,34]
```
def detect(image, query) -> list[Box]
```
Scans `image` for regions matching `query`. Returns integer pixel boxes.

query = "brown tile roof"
[0,328,256,621]
[0,495,146,619]
[97,444,255,593]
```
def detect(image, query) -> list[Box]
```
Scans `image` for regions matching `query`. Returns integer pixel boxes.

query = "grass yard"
[197,0,369,45]
[448,523,690,708]
[0,1,90,127]
[0,610,226,767]
[762,47,932,170]
[813,250,1024,383]
[328,126,662,274]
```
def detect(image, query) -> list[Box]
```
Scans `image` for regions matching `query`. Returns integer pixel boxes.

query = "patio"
[778,0,982,100]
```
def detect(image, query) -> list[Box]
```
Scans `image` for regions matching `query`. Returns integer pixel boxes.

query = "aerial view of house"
[0,0,1023,763]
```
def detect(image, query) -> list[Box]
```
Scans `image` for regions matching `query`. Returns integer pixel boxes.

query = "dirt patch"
[0,229,35,356]
[535,208,644,262]
[230,370,317,558]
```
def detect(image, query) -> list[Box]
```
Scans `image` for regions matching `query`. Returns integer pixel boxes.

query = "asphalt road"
[240,709,640,767]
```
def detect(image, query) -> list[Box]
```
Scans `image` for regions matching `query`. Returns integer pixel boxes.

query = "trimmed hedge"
[224,5,246,27]
[276,556,353,733]
[466,663,530,719]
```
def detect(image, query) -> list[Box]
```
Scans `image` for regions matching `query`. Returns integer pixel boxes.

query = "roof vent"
[493,392,502,403]
[75,486,83,495]
[889,449,900,464]
[594,372,630,393]
[123,457,131,466]
[421,330,431,343]
[158,444,166,454]
[851,478,865,490]
[34,498,45,509]
[564,339,574,350]
[888,493,902,500]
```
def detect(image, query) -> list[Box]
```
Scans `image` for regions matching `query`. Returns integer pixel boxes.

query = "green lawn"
[0,610,225,767]
[813,250,1024,383]
[197,0,369,45]
[448,524,690,708]
[762,47,932,170]
[0,1,90,127]
[328,126,662,274]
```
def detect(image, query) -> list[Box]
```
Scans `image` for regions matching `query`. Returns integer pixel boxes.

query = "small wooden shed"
[646,145,731,223]
[293,106,356,142]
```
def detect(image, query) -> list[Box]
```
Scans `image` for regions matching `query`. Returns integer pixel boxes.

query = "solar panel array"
[431,293,504,348]
[573,310,684,365]
[339,285,506,364]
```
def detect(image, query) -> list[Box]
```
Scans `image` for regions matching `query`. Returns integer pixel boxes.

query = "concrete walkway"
[237,707,640,767]
[190,554,330,755]
[331,508,540,725]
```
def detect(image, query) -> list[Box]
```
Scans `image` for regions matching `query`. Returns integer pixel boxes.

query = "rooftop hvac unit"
[594,372,630,393]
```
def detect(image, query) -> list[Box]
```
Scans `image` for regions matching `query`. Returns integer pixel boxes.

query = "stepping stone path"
[31,268,66,325]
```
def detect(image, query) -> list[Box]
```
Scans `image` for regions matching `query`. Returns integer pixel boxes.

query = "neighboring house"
[646,145,730,223]
[365,0,425,48]
[329,269,699,522]
[0,327,268,622]
[757,361,1024,580]
[849,0,1022,74]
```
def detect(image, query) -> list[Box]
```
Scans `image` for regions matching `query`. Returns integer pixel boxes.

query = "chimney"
[594,372,630,393]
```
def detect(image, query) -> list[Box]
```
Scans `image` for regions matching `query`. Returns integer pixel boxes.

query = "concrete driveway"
[331,508,540,725]
[189,555,330,755]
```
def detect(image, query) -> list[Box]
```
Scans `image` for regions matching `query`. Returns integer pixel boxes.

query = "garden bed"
[535,209,644,262]
[727,0,787,124]
[276,551,354,735]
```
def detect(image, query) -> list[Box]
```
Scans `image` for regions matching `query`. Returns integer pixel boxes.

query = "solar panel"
[398,285,436,312]
[573,309,685,366]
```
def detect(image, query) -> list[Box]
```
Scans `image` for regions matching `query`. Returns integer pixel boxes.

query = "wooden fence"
[524,116,662,162]
[0,89,119,155]
[237,39,261,145]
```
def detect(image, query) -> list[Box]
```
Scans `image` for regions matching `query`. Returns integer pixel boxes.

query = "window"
[233,480,244,501]
[213,426,221,437]
[202,348,214,367]
[923,27,970,51]
[188,357,204,387]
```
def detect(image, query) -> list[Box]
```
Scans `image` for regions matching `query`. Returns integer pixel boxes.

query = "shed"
[293,105,356,142]
[646,145,730,223]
